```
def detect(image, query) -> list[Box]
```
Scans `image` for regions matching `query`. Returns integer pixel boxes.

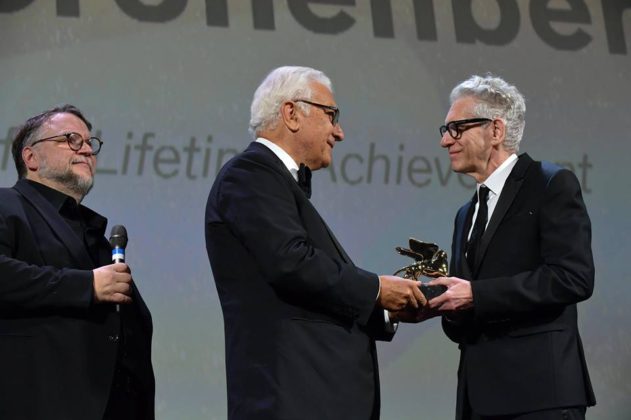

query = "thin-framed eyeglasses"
[439,118,492,140]
[29,132,103,155]
[294,99,340,126]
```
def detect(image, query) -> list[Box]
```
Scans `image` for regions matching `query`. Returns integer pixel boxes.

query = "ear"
[490,118,506,146]
[280,101,300,133]
[22,146,39,172]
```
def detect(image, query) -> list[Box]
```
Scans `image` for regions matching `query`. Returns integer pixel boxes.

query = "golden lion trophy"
[394,238,448,300]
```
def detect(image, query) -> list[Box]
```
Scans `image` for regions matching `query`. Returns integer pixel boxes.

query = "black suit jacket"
[443,154,596,417]
[205,142,393,420]
[0,179,155,420]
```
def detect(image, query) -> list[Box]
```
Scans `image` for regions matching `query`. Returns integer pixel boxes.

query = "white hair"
[249,66,333,138]
[450,74,526,152]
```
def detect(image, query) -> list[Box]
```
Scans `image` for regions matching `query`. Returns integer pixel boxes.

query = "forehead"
[310,82,335,104]
[38,112,90,137]
[446,96,478,122]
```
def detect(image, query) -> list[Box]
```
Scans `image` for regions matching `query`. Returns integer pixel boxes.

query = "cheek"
[44,156,63,169]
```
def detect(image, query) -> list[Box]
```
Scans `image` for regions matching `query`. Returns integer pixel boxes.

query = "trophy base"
[419,284,447,300]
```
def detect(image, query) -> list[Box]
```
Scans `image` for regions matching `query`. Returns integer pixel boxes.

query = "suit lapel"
[246,142,308,199]
[473,154,533,272]
[317,215,352,264]
[454,198,475,278]
[14,179,94,269]
[247,142,353,265]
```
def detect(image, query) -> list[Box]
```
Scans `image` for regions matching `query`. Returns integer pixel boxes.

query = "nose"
[77,138,94,155]
[440,132,454,148]
[333,123,344,142]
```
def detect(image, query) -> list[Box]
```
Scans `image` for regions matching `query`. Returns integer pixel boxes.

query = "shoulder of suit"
[0,186,15,194]
[234,144,291,178]
[517,153,563,182]
[0,186,23,215]
[213,146,296,197]
[539,160,563,181]
[0,185,21,200]
[521,156,578,190]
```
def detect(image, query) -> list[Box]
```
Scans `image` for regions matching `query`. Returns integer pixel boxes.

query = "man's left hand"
[427,277,473,311]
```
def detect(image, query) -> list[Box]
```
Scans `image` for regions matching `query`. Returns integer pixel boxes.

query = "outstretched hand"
[377,275,427,312]
[427,277,473,311]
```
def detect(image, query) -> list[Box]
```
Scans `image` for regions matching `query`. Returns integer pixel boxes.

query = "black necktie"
[297,163,312,199]
[466,185,490,269]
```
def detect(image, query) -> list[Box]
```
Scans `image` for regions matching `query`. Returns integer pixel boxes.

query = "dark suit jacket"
[205,142,393,420]
[0,179,155,420]
[443,154,596,417]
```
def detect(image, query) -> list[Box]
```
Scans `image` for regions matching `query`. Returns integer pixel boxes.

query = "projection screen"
[1,1,629,418]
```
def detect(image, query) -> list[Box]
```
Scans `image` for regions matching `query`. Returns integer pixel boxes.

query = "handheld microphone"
[109,225,128,313]
[109,225,128,263]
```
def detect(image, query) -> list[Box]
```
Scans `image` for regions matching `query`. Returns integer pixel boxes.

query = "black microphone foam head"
[109,225,128,249]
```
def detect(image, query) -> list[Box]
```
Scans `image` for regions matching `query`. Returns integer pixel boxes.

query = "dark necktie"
[466,185,490,269]
[297,163,312,199]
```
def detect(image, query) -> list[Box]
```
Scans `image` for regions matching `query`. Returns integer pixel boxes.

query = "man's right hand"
[377,275,426,312]
[93,263,133,304]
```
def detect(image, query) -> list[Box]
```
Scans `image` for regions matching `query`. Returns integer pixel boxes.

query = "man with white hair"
[205,66,427,419]
[429,75,596,419]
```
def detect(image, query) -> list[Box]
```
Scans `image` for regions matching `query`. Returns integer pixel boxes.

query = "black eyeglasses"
[439,118,492,140]
[295,99,340,125]
[29,132,103,155]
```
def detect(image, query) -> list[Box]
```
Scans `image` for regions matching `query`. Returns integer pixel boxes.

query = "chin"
[450,160,466,173]
[318,160,331,169]
[72,171,94,188]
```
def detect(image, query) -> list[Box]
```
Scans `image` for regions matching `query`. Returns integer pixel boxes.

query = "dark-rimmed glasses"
[29,132,103,155]
[295,99,340,125]
[439,118,492,140]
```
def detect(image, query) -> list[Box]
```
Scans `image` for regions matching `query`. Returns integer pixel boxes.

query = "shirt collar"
[255,137,300,181]
[25,179,107,234]
[480,153,518,196]
[26,179,75,211]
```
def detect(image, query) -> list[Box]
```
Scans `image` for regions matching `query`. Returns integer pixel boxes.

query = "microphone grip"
[109,225,128,314]
[111,246,125,312]
[112,246,125,264]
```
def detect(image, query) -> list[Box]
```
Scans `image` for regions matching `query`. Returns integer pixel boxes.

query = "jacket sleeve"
[441,207,475,343]
[365,307,396,342]
[0,212,94,311]
[213,159,380,325]
[471,169,594,320]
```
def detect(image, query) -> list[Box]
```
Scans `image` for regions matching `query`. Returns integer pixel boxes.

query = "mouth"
[73,161,93,172]
[448,149,460,157]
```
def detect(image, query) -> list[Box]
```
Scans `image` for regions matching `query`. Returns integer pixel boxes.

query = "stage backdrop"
[1,1,629,418]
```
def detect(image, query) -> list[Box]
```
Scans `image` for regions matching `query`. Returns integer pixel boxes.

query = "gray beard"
[39,161,93,200]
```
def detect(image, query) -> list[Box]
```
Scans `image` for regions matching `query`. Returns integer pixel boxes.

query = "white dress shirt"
[467,154,518,241]
[256,137,300,179]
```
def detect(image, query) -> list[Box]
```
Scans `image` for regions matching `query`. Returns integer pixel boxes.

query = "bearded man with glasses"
[0,105,155,420]
[427,75,596,420]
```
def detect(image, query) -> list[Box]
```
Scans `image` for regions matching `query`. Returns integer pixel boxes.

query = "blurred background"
[1,1,629,418]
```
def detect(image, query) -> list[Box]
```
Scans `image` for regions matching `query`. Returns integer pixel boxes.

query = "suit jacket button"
[108,335,120,343]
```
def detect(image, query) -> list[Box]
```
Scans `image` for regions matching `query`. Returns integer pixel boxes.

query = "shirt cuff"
[384,310,399,333]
